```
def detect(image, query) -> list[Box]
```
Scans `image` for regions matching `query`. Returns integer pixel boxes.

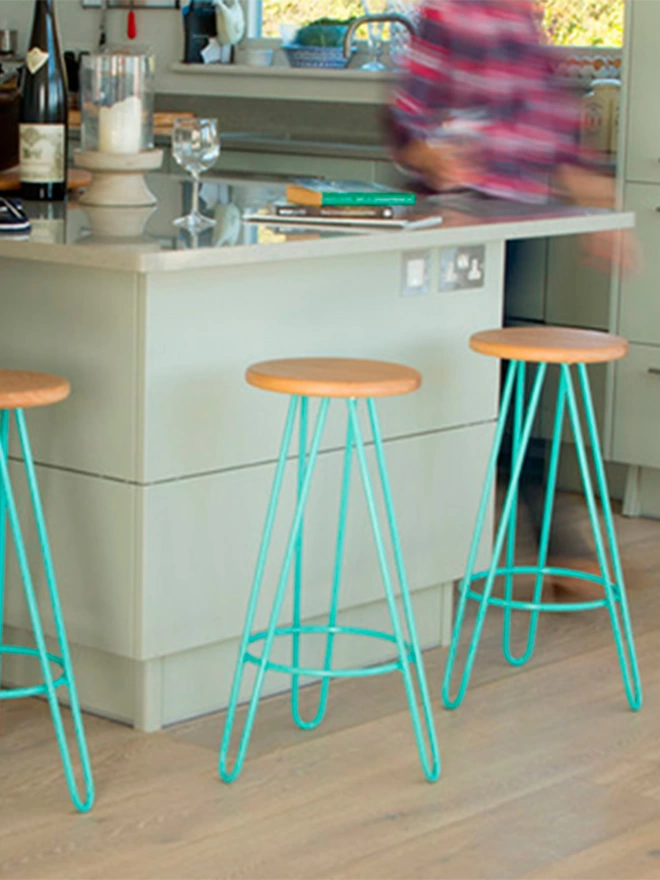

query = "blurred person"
[386,0,635,267]
[385,0,637,596]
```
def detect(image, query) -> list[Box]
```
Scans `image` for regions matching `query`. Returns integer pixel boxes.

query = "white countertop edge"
[170,62,396,81]
[163,63,394,103]
[0,210,635,275]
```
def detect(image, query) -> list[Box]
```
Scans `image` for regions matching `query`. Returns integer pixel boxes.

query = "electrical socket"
[439,245,486,292]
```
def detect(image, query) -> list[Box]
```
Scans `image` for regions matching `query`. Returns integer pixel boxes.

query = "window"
[259,0,393,39]
[542,0,623,47]
[255,0,624,47]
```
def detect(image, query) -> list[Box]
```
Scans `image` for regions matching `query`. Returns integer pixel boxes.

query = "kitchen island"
[0,173,634,730]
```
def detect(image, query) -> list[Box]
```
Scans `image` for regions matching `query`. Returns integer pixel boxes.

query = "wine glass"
[172,117,220,232]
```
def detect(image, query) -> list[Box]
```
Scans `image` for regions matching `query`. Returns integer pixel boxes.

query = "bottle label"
[26,47,49,75]
[19,124,66,184]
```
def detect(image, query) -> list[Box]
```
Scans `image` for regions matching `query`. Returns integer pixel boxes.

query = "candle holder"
[74,47,163,207]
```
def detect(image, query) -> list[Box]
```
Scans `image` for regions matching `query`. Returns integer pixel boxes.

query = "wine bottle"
[19,0,68,202]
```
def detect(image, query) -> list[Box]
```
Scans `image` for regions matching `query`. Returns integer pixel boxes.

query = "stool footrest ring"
[245,625,414,678]
[464,566,613,612]
[0,646,67,699]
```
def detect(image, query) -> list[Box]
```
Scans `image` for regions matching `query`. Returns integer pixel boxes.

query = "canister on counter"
[581,78,621,155]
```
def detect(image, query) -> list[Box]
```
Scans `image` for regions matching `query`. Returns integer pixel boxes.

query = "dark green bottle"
[19,0,68,202]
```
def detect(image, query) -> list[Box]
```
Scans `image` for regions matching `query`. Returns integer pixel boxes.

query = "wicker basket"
[283,44,352,70]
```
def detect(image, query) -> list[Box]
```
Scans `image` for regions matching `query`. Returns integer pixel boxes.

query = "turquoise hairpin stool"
[0,371,94,812]
[442,327,642,712]
[219,357,440,783]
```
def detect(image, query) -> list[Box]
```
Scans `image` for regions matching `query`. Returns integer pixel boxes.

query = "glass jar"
[80,47,155,154]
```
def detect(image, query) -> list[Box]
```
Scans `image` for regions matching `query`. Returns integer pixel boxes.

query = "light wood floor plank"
[0,493,658,879]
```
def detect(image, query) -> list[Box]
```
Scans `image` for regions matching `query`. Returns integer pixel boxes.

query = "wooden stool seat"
[470,327,628,365]
[0,371,70,410]
[246,358,421,398]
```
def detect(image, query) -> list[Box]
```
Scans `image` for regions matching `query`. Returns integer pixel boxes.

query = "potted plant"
[283,17,357,69]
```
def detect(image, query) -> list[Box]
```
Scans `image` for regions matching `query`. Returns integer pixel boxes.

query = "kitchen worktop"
[0,171,634,274]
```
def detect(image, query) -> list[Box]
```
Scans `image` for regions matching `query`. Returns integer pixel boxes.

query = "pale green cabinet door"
[619,183,660,346]
[612,342,660,469]
[545,236,611,330]
[625,0,660,184]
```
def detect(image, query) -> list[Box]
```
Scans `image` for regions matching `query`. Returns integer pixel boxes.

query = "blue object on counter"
[0,197,31,234]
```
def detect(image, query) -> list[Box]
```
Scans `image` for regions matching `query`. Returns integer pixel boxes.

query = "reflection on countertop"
[0,171,634,274]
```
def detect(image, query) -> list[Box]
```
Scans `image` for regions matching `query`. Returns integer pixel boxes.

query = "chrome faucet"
[343,13,417,59]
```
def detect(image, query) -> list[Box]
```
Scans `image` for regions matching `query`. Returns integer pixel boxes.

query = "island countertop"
[0,172,635,274]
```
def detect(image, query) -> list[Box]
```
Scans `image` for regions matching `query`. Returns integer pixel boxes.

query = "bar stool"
[219,358,440,783]
[442,327,642,712]
[0,371,94,812]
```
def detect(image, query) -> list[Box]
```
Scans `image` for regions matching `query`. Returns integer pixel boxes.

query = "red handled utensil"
[127,0,137,39]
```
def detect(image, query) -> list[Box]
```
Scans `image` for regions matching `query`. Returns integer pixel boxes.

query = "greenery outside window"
[252,0,623,47]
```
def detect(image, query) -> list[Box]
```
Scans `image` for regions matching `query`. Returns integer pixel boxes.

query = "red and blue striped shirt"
[388,0,592,202]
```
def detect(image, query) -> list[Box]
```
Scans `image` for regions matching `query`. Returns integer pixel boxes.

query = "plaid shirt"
[388,0,590,202]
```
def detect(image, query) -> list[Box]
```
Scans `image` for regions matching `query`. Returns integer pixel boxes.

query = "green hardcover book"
[285,178,416,207]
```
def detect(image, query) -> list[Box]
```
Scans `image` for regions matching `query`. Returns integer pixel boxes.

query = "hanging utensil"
[127,0,137,40]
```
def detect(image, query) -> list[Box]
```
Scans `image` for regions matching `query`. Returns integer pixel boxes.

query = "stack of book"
[244,179,443,230]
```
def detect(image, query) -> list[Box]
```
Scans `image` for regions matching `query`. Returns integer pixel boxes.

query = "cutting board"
[0,167,92,192]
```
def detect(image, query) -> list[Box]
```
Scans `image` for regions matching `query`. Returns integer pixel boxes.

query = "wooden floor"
[2,493,660,880]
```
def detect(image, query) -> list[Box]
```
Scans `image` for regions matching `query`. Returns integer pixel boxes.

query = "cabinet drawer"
[612,342,660,469]
[619,183,660,345]
[625,0,660,183]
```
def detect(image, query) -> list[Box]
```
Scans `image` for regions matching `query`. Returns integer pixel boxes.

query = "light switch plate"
[401,250,431,297]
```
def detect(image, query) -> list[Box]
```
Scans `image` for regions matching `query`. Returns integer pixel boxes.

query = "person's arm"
[386,2,466,190]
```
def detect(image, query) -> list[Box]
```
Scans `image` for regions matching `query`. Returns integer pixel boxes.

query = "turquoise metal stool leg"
[0,410,9,688]
[291,411,353,731]
[503,362,525,664]
[219,397,330,782]
[219,394,440,783]
[358,399,440,782]
[0,409,94,812]
[291,395,307,726]
[442,361,547,709]
[565,365,642,709]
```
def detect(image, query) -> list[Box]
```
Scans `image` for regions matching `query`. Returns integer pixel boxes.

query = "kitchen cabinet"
[545,236,611,331]
[618,183,660,345]
[624,0,660,185]
[606,0,660,516]
[612,342,660,470]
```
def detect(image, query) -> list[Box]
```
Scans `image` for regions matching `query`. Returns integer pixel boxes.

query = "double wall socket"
[439,245,486,292]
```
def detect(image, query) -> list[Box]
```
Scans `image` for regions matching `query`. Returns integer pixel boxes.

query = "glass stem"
[191,171,201,217]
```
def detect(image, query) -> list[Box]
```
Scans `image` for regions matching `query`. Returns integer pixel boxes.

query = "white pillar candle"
[98,95,143,154]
